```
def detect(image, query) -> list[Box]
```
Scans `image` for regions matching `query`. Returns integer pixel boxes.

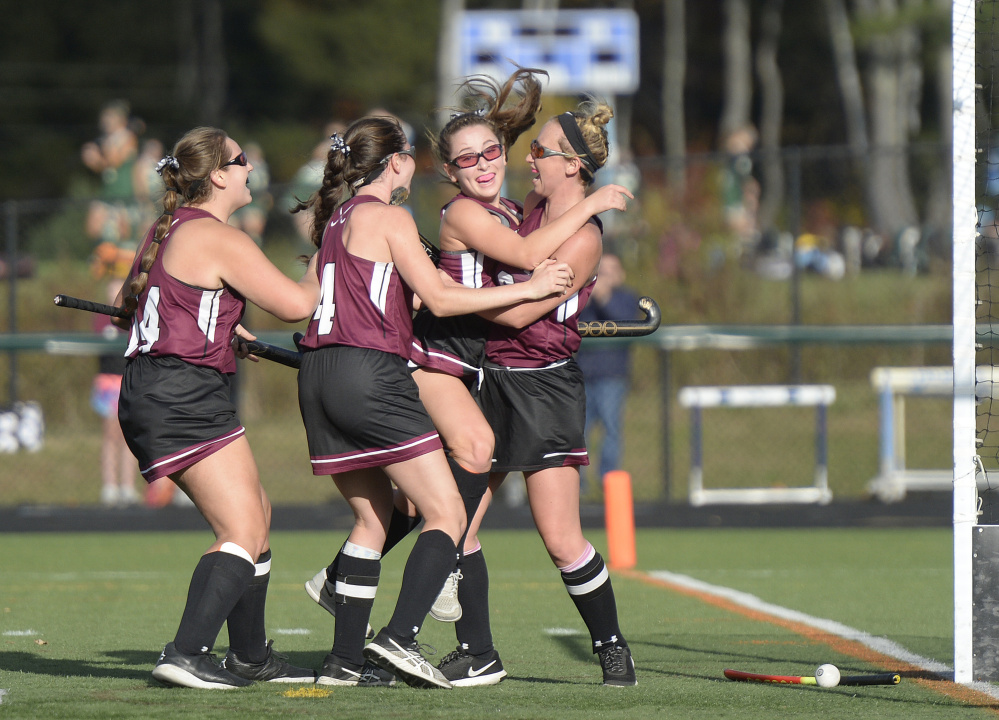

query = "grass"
[0,229,956,507]
[0,527,993,719]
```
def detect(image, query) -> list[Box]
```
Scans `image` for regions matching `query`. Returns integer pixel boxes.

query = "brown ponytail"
[557,97,613,187]
[430,66,547,185]
[293,116,408,248]
[123,127,228,313]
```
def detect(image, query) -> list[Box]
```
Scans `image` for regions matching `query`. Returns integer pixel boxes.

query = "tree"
[720,0,754,140]
[662,0,687,193]
[754,0,785,232]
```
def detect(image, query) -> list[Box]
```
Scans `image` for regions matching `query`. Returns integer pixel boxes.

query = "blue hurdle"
[678,385,836,506]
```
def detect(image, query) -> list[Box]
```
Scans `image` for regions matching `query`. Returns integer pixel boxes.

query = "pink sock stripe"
[558,542,595,573]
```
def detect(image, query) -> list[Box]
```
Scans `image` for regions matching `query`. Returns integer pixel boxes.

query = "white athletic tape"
[219,542,254,565]
[343,541,382,560]
[564,565,609,597]
[335,580,377,600]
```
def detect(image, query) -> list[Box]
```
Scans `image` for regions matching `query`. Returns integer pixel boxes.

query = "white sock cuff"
[558,542,596,573]
[219,541,255,566]
[343,540,382,560]
[464,540,482,555]
[254,557,271,577]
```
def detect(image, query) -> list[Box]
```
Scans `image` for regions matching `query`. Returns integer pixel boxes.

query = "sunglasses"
[220,151,248,169]
[448,143,503,169]
[530,139,577,162]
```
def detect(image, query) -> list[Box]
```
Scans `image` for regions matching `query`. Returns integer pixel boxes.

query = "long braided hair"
[292,116,409,249]
[123,127,228,314]
[430,66,547,185]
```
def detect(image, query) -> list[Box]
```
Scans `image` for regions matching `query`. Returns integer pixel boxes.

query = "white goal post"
[952,0,977,685]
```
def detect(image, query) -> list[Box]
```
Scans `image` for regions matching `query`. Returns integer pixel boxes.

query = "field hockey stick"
[238,337,303,369]
[55,293,302,369]
[723,668,901,686]
[578,296,661,338]
[53,293,131,318]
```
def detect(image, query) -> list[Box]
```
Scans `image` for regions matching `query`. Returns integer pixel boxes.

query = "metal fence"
[0,144,954,508]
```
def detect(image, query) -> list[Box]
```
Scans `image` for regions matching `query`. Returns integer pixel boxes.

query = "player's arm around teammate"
[291,116,571,689]
[469,102,638,687]
[113,127,320,689]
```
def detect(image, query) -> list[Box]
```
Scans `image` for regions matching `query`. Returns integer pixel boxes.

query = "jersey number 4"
[313,262,336,335]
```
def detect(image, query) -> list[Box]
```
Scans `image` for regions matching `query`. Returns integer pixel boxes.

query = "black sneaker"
[597,644,637,687]
[316,654,397,687]
[221,640,316,683]
[436,645,507,687]
[304,568,374,639]
[363,629,451,689]
[151,642,253,689]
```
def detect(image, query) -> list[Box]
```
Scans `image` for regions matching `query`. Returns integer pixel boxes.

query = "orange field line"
[618,568,999,714]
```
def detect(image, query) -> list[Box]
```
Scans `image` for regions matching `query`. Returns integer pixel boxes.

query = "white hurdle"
[678,385,836,506]
[867,366,955,502]
[866,366,999,502]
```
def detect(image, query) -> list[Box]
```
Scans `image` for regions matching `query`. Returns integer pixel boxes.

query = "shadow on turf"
[0,648,322,684]
[0,650,151,681]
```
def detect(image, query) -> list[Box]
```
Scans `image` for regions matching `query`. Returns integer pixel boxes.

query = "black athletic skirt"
[410,309,488,379]
[118,354,244,482]
[479,358,589,473]
[298,345,443,475]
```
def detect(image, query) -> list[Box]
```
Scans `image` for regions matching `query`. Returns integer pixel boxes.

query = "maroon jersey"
[484,200,599,368]
[124,207,246,374]
[298,195,416,358]
[409,194,520,375]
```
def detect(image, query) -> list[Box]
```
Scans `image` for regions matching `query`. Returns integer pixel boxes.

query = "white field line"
[544,627,585,637]
[650,569,999,700]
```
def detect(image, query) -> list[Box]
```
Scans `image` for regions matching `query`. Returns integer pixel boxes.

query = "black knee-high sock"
[560,549,626,652]
[382,507,422,556]
[321,507,421,591]
[453,547,494,656]
[174,550,255,656]
[226,550,271,663]
[446,456,490,558]
[330,550,381,668]
[386,529,457,642]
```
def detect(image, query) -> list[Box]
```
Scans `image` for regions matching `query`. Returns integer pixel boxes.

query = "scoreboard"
[455,9,640,95]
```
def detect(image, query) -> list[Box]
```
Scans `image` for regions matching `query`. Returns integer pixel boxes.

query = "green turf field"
[1,527,993,719]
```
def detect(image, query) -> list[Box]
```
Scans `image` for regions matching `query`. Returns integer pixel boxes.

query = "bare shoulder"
[353,201,417,237]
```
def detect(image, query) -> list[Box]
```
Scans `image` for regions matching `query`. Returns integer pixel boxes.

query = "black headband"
[557,112,599,175]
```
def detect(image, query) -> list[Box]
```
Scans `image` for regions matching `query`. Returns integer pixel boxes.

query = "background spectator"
[576,253,639,500]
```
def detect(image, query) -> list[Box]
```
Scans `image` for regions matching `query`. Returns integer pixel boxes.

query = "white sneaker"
[429,570,462,623]
[172,489,195,507]
[363,630,451,689]
[100,485,119,507]
[119,485,140,506]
